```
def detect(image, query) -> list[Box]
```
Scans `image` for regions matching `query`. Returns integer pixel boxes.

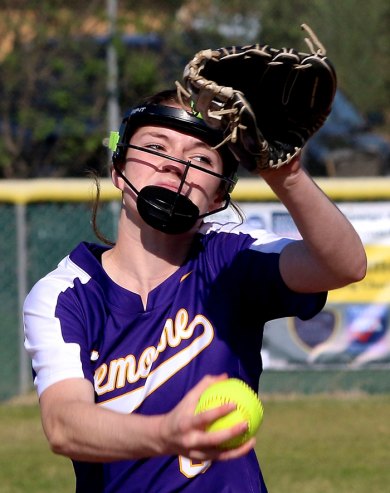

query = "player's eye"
[191,155,214,166]
[144,143,165,152]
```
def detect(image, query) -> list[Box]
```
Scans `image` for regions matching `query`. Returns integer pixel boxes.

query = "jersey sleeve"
[232,246,327,322]
[23,257,93,397]
[201,222,327,323]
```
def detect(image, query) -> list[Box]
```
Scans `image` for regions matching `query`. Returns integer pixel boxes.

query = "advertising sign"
[220,202,390,368]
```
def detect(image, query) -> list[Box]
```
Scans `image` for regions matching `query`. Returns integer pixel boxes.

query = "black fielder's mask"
[108,104,238,235]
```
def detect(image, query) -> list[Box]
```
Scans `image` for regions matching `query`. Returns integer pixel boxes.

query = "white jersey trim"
[23,255,91,396]
[200,220,295,253]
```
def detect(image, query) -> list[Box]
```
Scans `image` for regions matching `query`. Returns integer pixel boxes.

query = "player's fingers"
[179,410,247,454]
[183,416,247,454]
[217,437,257,461]
[202,420,248,448]
[193,401,236,429]
[186,435,256,462]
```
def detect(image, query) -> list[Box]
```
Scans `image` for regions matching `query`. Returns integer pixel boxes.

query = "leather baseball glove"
[177,24,337,172]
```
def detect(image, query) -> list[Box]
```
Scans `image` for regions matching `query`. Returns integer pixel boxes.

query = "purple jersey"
[24,221,326,493]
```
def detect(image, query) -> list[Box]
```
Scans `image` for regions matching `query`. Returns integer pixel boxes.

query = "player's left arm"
[260,157,367,293]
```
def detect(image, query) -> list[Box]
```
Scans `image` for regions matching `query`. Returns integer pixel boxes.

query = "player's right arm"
[39,375,254,463]
[24,258,253,463]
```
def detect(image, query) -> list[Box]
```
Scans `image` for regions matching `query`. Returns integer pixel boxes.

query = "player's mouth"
[155,181,190,196]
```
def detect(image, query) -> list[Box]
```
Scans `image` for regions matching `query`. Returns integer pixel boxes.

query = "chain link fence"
[0,179,119,401]
[0,204,19,400]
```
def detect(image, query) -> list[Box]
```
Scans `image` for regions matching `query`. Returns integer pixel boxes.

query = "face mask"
[113,146,232,234]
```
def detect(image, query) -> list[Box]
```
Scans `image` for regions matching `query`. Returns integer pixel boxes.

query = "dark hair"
[91,89,244,244]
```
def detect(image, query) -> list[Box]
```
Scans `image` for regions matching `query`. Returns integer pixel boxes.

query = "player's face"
[118,125,225,216]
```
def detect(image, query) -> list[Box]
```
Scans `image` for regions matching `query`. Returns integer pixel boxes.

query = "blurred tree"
[306,0,390,115]
[0,2,104,177]
[0,0,388,178]
[158,0,263,89]
[0,1,165,178]
[256,1,311,46]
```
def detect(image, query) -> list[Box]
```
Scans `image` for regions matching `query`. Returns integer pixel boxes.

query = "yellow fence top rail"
[0,177,390,204]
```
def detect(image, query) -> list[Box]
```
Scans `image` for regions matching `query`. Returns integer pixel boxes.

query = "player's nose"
[160,153,189,177]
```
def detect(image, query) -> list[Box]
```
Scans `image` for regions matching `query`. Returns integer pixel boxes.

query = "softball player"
[24,89,366,492]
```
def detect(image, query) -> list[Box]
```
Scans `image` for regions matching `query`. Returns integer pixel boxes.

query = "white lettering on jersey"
[95,309,214,413]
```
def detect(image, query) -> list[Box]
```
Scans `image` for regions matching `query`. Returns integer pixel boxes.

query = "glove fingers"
[297,54,337,128]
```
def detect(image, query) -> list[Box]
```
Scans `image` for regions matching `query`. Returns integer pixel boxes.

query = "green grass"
[0,399,74,493]
[257,394,390,493]
[1,393,389,492]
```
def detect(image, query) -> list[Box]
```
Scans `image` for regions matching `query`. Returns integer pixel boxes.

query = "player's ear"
[111,163,126,191]
[213,178,232,206]
[208,189,225,212]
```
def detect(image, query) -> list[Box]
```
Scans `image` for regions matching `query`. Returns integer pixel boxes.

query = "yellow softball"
[195,378,264,449]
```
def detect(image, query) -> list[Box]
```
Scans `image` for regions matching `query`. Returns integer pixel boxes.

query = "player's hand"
[156,375,256,461]
[259,155,303,182]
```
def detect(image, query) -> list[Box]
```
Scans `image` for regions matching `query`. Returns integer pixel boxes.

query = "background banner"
[216,202,390,369]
